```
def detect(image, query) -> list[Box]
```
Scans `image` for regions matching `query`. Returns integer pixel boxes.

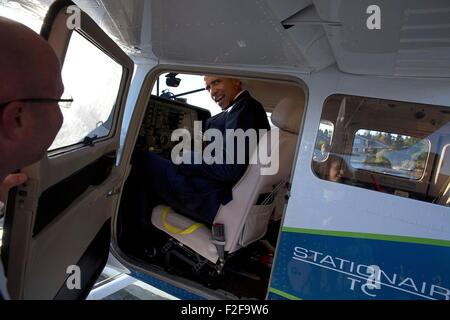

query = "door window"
[49,31,123,151]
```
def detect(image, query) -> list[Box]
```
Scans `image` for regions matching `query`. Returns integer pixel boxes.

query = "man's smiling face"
[204,76,241,110]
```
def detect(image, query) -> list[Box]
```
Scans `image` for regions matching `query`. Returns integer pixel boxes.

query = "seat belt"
[212,223,226,262]
[162,206,204,235]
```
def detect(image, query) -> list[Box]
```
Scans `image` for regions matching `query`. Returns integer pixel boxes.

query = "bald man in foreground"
[0,17,65,299]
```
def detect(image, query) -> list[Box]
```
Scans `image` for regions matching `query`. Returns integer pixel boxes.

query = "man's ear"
[232,79,242,90]
[0,101,25,140]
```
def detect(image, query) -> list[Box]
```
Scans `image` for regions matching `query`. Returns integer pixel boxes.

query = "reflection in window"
[313,121,333,162]
[350,129,430,180]
[312,94,450,207]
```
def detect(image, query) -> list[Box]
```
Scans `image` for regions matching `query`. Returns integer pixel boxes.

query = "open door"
[2,1,133,299]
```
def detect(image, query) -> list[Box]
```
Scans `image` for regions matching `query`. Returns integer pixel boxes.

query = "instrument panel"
[136,95,209,158]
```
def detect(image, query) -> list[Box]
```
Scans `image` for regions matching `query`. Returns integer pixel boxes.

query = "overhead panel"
[150,0,311,69]
[279,4,336,71]
[316,0,450,77]
[66,0,450,77]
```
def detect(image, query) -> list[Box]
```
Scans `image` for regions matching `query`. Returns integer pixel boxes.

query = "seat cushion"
[151,205,219,263]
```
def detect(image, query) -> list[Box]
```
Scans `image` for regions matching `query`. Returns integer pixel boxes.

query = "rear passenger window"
[49,31,123,151]
[312,94,450,207]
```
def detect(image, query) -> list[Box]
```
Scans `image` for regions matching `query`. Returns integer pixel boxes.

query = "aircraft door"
[2,1,133,299]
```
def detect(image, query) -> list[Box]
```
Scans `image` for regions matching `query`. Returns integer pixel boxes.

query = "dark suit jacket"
[162,91,270,224]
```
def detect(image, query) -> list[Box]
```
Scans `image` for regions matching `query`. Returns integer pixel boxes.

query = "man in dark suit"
[128,76,270,236]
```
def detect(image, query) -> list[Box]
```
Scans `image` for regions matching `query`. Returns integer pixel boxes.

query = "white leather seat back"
[214,98,301,253]
[214,129,297,253]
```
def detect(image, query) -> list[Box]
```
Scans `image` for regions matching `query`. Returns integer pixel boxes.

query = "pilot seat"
[150,97,303,281]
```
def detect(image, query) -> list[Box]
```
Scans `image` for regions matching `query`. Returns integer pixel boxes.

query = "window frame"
[42,8,134,156]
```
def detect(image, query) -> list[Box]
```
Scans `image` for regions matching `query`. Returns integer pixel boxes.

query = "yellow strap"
[162,206,204,235]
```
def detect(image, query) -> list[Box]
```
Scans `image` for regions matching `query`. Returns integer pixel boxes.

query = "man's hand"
[0,173,28,203]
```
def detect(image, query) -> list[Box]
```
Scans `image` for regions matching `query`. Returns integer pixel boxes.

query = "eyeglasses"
[0,96,74,109]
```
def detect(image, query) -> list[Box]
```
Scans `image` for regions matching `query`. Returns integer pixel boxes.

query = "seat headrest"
[271,98,302,134]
